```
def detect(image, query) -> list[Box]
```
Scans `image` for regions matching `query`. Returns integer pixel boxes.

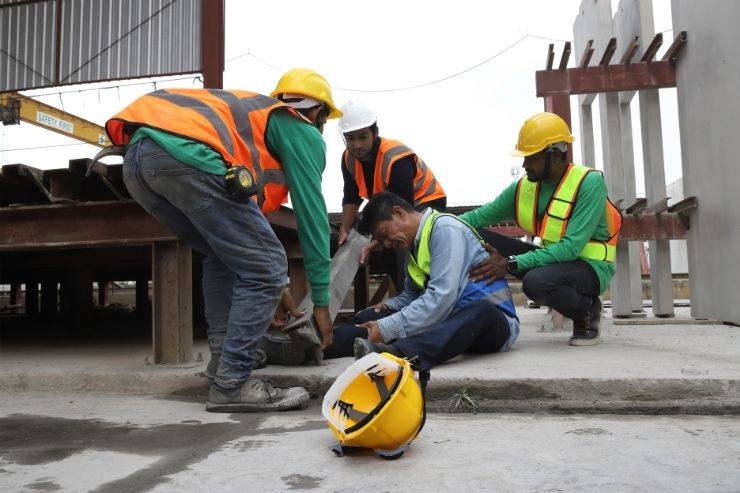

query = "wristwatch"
[506,256,518,275]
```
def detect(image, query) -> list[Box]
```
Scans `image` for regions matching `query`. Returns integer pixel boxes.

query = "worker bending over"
[337,100,447,290]
[324,192,519,370]
[464,112,622,346]
[107,68,339,412]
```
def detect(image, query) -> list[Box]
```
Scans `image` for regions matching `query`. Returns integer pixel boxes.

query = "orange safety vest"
[342,138,446,207]
[106,88,307,214]
[514,164,622,262]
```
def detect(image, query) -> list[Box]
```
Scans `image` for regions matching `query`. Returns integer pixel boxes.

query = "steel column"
[152,241,193,364]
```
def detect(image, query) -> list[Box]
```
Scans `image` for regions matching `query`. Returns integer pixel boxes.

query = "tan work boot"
[206,377,309,413]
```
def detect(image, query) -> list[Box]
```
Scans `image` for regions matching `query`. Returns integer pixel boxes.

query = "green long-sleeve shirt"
[459,170,615,294]
[130,110,330,306]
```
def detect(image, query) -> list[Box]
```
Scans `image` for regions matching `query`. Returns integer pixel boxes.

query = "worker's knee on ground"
[323,325,368,359]
[522,269,551,303]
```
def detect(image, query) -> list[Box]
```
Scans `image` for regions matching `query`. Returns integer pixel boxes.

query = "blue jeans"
[325,300,511,369]
[122,138,288,389]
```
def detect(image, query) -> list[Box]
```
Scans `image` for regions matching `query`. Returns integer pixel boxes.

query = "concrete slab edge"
[2,372,739,415]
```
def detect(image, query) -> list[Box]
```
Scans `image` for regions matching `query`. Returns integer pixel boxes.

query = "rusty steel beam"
[0,200,177,251]
[0,199,300,251]
[662,31,688,64]
[152,241,193,364]
[545,43,555,70]
[619,213,687,241]
[640,33,663,62]
[536,60,677,96]
[558,42,572,70]
[599,38,617,66]
[579,39,595,68]
[201,0,224,89]
[620,36,640,65]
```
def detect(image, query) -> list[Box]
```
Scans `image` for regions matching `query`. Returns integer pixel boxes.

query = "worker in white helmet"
[337,100,447,291]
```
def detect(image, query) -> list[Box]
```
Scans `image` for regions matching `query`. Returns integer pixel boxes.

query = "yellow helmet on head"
[271,68,342,119]
[323,352,429,460]
[512,112,574,157]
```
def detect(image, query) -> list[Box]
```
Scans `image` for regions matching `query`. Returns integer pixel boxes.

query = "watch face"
[238,168,253,187]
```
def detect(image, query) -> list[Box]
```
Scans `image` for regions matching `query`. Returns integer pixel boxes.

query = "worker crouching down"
[323,192,520,369]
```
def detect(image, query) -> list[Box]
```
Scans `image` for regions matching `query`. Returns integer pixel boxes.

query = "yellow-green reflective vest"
[407,212,484,290]
[515,164,622,263]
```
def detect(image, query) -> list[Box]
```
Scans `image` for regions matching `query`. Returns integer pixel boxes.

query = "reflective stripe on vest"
[407,211,517,318]
[514,164,622,263]
[343,138,446,207]
[105,88,302,214]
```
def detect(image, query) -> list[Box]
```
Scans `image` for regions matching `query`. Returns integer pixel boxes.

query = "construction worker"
[463,112,622,346]
[106,68,340,412]
[324,192,520,369]
[337,100,447,291]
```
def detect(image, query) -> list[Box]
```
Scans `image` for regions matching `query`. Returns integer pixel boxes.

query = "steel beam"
[152,241,193,364]
[536,60,677,96]
[201,0,224,89]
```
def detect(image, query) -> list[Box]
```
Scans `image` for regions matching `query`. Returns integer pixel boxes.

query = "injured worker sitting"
[323,191,519,369]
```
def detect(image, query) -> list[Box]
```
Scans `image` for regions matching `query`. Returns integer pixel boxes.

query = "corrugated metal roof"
[0,0,201,92]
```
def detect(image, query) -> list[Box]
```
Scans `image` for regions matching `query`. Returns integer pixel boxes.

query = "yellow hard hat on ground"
[271,68,342,119]
[323,352,430,460]
[512,112,575,157]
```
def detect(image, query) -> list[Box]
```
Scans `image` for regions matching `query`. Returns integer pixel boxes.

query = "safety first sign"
[36,111,74,134]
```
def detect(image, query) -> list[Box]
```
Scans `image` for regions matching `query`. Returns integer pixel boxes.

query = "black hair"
[357,192,414,236]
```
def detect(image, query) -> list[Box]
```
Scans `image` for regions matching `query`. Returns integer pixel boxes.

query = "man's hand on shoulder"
[469,244,508,283]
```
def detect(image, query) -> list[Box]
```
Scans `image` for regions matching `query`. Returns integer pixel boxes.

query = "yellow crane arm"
[0,92,110,147]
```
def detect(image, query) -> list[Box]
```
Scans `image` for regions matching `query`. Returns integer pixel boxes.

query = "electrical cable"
[225,33,572,93]
[2,142,90,152]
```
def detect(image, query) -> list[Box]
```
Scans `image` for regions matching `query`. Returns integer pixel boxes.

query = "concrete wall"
[665,178,688,275]
[672,0,740,324]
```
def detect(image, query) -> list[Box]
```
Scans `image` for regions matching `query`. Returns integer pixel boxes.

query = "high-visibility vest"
[106,88,308,214]
[515,164,622,262]
[342,138,446,207]
[406,211,517,319]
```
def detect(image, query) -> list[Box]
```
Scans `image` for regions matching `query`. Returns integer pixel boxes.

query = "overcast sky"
[0,0,681,211]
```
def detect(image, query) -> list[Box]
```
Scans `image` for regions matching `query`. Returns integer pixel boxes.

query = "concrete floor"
[1,307,738,413]
[1,392,739,492]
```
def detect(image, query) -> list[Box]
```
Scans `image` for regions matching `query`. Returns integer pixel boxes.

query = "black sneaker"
[263,333,307,366]
[590,297,603,332]
[569,310,601,346]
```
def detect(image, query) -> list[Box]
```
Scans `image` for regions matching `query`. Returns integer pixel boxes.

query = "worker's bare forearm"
[340,203,360,233]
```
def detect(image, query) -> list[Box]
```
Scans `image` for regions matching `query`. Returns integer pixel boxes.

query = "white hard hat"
[338,100,377,133]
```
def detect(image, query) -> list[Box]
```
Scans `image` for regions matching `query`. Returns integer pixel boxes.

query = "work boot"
[206,377,309,413]
[568,310,600,346]
[590,297,603,332]
[353,338,403,360]
[203,350,266,381]
[202,351,220,381]
[263,333,307,365]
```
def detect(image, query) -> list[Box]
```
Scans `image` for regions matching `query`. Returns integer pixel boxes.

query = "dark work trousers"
[481,231,601,320]
[520,261,600,320]
[324,300,511,370]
